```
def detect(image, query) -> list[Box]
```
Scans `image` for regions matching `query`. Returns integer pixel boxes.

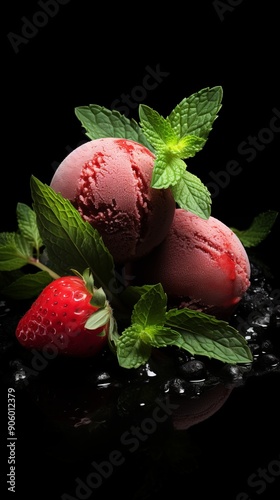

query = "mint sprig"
[138,87,222,218]
[139,104,206,187]
[231,210,279,248]
[117,284,180,368]
[116,284,253,369]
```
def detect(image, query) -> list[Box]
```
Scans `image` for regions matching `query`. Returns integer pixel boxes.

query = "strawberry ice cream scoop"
[135,209,251,318]
[50,138,175,264]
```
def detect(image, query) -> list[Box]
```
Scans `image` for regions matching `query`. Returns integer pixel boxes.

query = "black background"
[2,1,280,499]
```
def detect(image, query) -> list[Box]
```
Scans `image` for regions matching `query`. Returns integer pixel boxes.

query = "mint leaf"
[176,134,206,158]
[165,308,253,364]
[117,325,152,369]
[75,105,153,151]
[138,105,177,150]
[0,271,53,299]
[139,105,206,157]
[117,325,179,369]
[16,202,43,253]
[168,86,223,139]
[0,232,33,271]
[30,176,117,296]
[141,325,180,347]
[151,152,186,188]
[231,210,279,248]
[132,282,167,328]
[171,170,212,219]
[117,284,175,369]
[0,204,44,273]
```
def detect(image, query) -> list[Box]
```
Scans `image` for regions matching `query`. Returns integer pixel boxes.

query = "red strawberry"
[15,270,113,357]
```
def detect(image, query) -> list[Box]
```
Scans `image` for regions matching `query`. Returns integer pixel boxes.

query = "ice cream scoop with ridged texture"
[50,138,175,264]
[134,209,251,319]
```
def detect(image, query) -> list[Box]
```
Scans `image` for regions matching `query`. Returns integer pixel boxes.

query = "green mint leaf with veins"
[151,152,187,189]
[131,282,167,327]
[230,210,279,248]
[117,325,153,369]
[117,324,179,369]
[117,283,179,369]
[0,200,45,274]
[0,232,34,271]
[176,134,207,158]
[138,104,178,150]
[171,170,212,219]
[16,202,43,254]
[168,86,223,139]
[165,308,253,364]
[139,104,206,156]
[75,104,153,151]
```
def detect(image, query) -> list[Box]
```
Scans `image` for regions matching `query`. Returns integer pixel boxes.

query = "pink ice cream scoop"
[134,209,251,318]
[50,138,175,264]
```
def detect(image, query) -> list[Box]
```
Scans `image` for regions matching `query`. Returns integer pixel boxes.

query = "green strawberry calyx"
[72,267,115,334]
